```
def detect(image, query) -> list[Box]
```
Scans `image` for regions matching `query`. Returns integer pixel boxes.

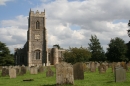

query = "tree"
[126,41,130,61]
[63,47,91,64]
[0,41,14,66]
[106,37,127,62]
[88,35,106,61]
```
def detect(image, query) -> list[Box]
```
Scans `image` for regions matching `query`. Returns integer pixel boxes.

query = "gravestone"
[90,62,96,72]
[9,68,16,78]
[1,68,9,77]
[15,68,20,75]
[46,67,54,77]
[115,67,126,82]
[0,66,2,70]
[73,62,84,80]
[85,62,90,72]
[112,62,117,73]
[98,63,106,74]
[121,62,128,71]
[38,66,44,73]
[56,62,74,85]
[19,65,26,75]
[30,66,38,74]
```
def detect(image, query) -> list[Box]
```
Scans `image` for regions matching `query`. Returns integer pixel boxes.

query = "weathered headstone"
[9,68,16,78]
[30,66,38,74]
[15,68,20,75]
[121,62,128,71]
[0,66,2,70]
[38,66,44,73]
[19,65,26,75]
[73,62,84,80]
[98,63,106,74]
[56,62,74,85]
[46,67,54,77]
[115,67,126,82]
[90,62,96,72]
[1,68,9,77]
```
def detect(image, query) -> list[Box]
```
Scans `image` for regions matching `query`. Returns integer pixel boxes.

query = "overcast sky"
[0,0,130,54]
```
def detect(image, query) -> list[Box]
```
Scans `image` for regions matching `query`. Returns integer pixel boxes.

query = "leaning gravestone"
[115,67,126,82]
[56,62,74,85]
[46,66,54,77]
[1,68,9,77]
[30,66,38,74]
[73,62,84,80]
[9,68,16,78]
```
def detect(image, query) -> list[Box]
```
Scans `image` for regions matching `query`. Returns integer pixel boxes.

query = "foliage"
[106,37,127,62]
[53,44,60,49]
[126,41,130,61]
[63,47,91,64]
[88,35,106,61]
[0,41,14,66]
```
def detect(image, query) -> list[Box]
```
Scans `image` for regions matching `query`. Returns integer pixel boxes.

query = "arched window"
[35,50,40,59]
[36,21,40,29]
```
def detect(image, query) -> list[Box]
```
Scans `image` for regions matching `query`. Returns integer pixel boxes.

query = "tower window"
[36,21,40,29]
[35,50,40,59]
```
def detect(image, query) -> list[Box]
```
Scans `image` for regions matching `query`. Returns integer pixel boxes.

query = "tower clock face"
[35,34,40,39]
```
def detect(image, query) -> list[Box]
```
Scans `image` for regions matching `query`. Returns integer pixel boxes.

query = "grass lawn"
[0,66,130,86]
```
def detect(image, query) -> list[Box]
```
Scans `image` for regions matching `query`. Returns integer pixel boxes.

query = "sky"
[0,0,130,54]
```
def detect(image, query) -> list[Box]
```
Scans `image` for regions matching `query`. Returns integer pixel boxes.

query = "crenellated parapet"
[29,10,45,17]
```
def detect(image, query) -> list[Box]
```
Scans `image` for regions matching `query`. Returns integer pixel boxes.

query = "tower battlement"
[30,10,45,17]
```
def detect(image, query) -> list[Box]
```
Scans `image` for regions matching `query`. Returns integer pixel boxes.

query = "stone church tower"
[14,10,48,66]
[27,9,48,66]
[14,10,65,67]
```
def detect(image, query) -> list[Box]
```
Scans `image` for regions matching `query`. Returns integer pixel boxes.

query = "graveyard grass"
[0,66,130,86]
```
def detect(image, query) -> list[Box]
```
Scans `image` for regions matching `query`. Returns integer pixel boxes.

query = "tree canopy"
[106,37,127,62]
[0,41,14,66]
[88,35,106,61]
[63,47,91,64]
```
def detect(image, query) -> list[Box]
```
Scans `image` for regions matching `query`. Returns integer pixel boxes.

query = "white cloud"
[1,0,130,53]
[0,0,13,5]
[0,15,27,53]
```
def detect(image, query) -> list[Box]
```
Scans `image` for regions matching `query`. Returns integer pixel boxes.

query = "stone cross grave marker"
[9,67,16,78]
[73,62,84,80]
[115,67,126,82]
[56,62,74,85]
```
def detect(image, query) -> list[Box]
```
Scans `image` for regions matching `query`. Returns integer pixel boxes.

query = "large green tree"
[106,37,127,62]
[88,35,106,61]
[63,47,91,64]
[0,41,14,66]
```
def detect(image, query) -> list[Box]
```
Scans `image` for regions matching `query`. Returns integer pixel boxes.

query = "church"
[14,10,65,67]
